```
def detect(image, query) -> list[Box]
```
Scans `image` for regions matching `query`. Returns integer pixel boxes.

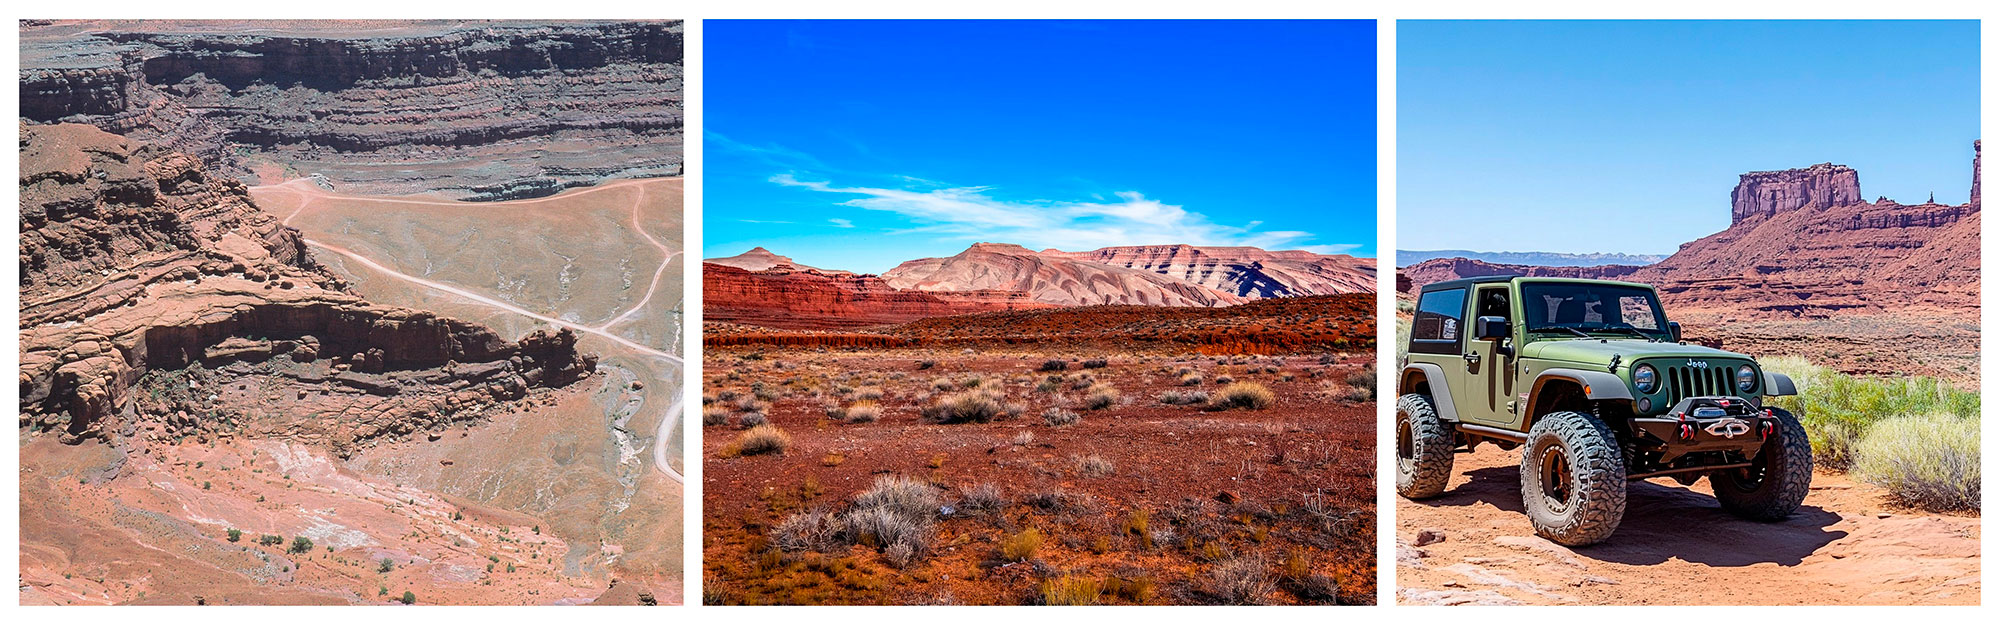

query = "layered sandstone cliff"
[18,123,594,452]
[1730,162,1863,224]
[1402,145,1980,316]
[19,20,683,200]
[1051,244,1376,297]
[703,263,1052,330]
[884,243,1248,307]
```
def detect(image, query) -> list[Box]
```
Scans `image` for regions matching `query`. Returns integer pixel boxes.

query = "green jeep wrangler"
[1397,276,1812,546]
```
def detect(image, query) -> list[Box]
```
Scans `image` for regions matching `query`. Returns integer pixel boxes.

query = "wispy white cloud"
[770,173,1351,253]
[827,218,854,228]
[737,218,795,224]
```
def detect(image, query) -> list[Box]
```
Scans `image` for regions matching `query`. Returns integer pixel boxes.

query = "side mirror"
[1475,316,1509,340]
[1668,321,1682,342]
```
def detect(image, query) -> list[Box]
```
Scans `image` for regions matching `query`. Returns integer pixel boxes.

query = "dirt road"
[1397,446,1979,605]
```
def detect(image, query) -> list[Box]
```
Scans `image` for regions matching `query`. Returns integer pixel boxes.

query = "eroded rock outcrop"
[1730,162,1863,224]
[18,123,595,451]
[884,242,1248,307]
[20,20,683,199]
[1052,244,1376,297]
[702,263,1051,330]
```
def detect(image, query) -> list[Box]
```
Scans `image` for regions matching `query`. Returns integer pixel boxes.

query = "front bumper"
[1628,396,1777,462]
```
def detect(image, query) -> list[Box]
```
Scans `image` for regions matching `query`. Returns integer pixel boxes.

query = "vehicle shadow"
[1413,464,1848,567]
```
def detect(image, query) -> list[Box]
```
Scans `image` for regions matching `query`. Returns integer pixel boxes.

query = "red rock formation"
[1398,258,1642,292]
[1402,147,1981,317]
[703,247,827,273]
[1730,162,1863,224]
[702,263,1052,330]
[20,20,682,199]
[883,242,1247,307]
[18,123,593,449]
[1050,244,1376,296]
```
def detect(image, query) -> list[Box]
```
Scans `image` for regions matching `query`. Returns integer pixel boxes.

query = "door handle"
[1463,352,1481,368]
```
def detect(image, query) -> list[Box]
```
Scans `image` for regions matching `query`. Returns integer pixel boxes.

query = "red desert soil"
[702,350,1376,605]
[1397,446,1979,606]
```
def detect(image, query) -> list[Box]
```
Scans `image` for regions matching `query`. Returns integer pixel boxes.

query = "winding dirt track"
[258,179,686,484]
[1397,446,1979,605]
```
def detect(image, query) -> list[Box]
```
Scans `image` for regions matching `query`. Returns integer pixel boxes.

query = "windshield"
[1520,282,1670,339]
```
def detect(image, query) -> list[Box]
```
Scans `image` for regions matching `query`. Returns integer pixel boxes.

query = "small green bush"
[1851,413,1979,511]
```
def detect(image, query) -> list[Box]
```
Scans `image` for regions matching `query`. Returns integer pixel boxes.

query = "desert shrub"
[1850,413,1980,511]
[1210,383,1276,410]
[1000,527,1044,561]
[1215,374,1236,385]
[1763,356,1979,469]
[844,505,933,557]
[731,425,791,456]
[922,389,1007,424]
[917,359,937,370]
[1002,401,1028,419]
[1069,375,1096,390]
[259,534,284,546]
[1011,431,1036,446]
[289,536,314,554]
[1039,359,1069,372]
[1074,454,1115,478]
[854,475,944,519]
[883,541,919,570]
[1209,554,1276,605]
[378,558,395,573]
[1040,575,1103,606]
[959,375,986,389]
[1121,508,1152,549]
[844,402,882,423]
[1343,368,1378,401]
[772,508,846,552]
[1159,389,1211,406]
[1025,488,1098,514]
[930,377,956,391]
[1179,373,1204,386]
[1035,379,1062,393]
[1082,358,1109,369]
[702,406,730,426]
[735,396,769,413]
[1104,574,1156,603]
[1083,386,1120,410]
[226,528,242,543]
[855,387,884,401]
[399,591,416,605]
[959,483,1006,513]
[1327,381,1370,403]
[737,412,768,428]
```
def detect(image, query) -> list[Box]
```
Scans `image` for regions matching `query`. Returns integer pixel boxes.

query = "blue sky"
[1399,20,1980,255]
[704,20,1377,274]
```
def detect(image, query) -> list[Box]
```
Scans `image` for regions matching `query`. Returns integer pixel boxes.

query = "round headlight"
[1737,365,1757,393]
[1633,364,1658,394]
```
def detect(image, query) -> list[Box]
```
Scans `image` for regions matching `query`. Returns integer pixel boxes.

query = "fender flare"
[1763,371,1798,397]
[1530,368,1635,407]
[1401,363,1461,422]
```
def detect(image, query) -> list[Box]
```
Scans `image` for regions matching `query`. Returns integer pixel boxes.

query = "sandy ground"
[1396,446,1980,605]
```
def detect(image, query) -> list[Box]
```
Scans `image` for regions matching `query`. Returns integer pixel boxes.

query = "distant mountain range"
[1396,249,1668,268]
[705,243,1376,329]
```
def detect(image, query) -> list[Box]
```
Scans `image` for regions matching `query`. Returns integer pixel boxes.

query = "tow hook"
[1761,408,1776,438]
[1676,412,1695,441]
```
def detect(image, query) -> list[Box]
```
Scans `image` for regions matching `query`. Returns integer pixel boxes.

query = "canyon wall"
[702,263,1053,330]
[18,123,594,449]
[1729,162,1863,224]
[19,20,683,200]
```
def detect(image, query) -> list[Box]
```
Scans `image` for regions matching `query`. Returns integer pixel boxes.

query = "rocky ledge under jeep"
[1396,276,1811,546]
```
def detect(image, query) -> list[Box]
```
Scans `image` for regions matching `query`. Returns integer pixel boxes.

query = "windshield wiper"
[1533,326,1592,339]
[1596,326,1660,342]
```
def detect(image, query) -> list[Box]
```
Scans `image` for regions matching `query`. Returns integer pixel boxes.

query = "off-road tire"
[1396,394,1455,499]
[1520,410,1627,546]
[1712,406,1813,521]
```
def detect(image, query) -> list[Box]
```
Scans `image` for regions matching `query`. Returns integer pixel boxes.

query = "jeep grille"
[1662,364,1737,407]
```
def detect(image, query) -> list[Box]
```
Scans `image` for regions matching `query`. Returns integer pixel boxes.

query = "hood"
[1521,338,1751,367]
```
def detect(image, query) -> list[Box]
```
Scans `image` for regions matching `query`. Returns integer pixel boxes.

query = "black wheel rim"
[1725,442,1774,492]
[1540,446,1572,513]
[1396,417,1414,469]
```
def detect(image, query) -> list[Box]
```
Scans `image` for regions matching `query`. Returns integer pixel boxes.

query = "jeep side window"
[1476,287,1509,320]
[1411,288,1466,355]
